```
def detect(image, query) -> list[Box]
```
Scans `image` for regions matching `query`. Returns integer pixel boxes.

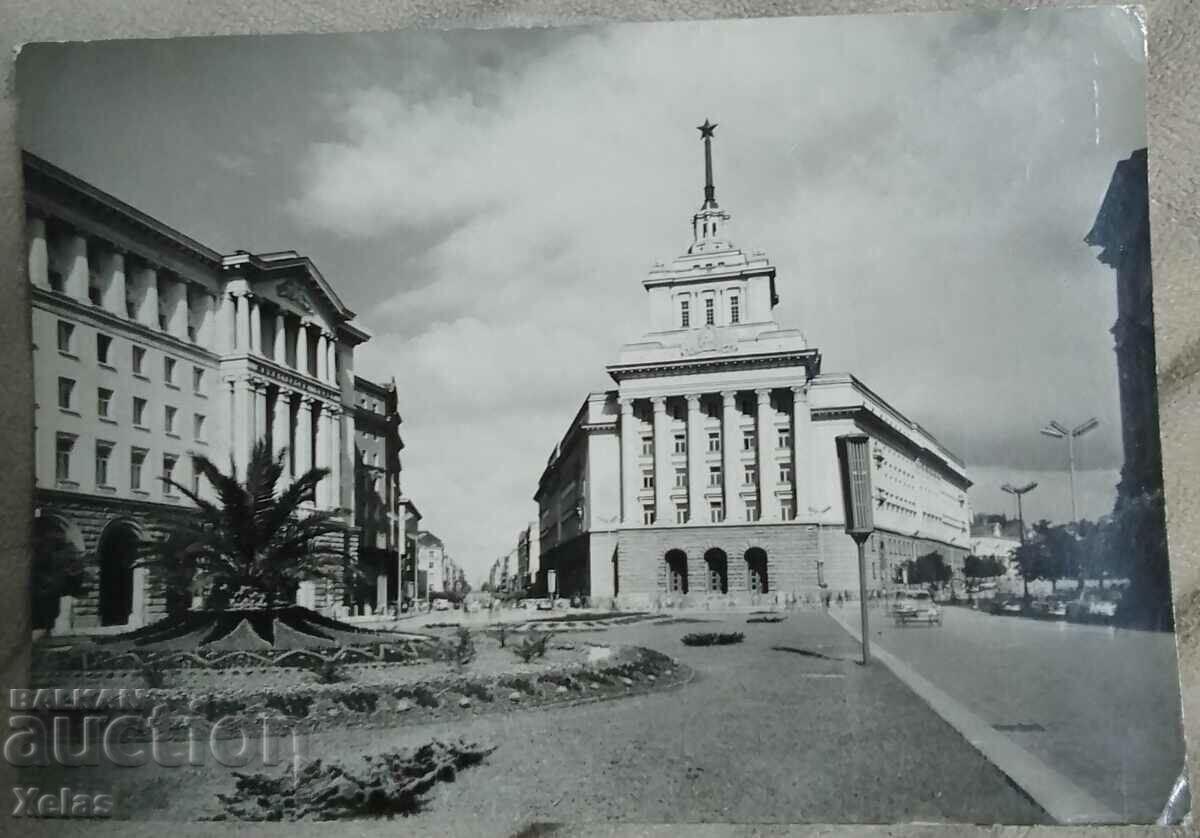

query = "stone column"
[329,407,342,511]
[651,397,672,524]
[238,379,256,470]
[296,398,313,477]
[296,320,310,375]
[135,265,159,328]
[686,394,706,523]
[619,398,639,525]
[721,391,744,523]
[791,386,811,517]
[129,567,148,628]
[249,296,262,355]
[326,337,338,386]
[221,291,236,354]
[316,332,328,381]
[315,406,329,507]
[99,250,127,317]
[234,291,249,352]
[163,276,188,339]
[756,389,779,521]
[27,216,49,289]
[253,382,269,450]
[65,233,89,301]
[271,387,290,463]
[197,293,214,346]
[273,313,286,363]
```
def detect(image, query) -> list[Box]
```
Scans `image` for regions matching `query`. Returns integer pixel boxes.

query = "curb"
[827,608,1123,825]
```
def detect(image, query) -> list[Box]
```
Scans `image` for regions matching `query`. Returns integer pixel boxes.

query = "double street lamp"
[1039,418,1099,524]
[1001,481,1038,600]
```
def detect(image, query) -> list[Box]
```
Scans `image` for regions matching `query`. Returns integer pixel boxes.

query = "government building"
[534,123,973,608]
[24,152,418,632]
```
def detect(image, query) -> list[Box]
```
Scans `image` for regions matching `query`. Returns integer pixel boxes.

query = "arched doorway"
[704,548,728,595]
[745,547,769,595]
[97,521,139,626]
[32,514,85,630]
[665,549,688,594]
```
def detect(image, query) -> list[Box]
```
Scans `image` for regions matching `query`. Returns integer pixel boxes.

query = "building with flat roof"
[534,123,972,608]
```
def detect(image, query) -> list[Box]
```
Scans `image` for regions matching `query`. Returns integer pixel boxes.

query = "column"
[235,292,250,352]
[721,391,744,523]
[197,293,214,346]
[249,296,262,355]
[686,394,706,523]
[619,398,639,525]
[271,387,290,463]
[296,398,313,478]
[99,250,126,317]
[232,380,248,475]
[326,337,337,385]
[316,332,328,381]
[273,313,287,363]
[252,382,269,450]
[135,265,159,328]
[65,233,89,301]
[791,386,811,517]
[130,567,148,628]
[651,397,672,524]
[315,406,329,507]
[328,407,342,510]
[221,291,236,354]
[296,320,310,375]
[27,216,49,289]
[163,276,188,339]
[756,389,779,521]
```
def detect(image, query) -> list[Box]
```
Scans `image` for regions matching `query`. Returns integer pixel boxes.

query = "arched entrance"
[704,548,728,595]
[97,521,139,626]
[665,549,689,594]
[745,547,769,595]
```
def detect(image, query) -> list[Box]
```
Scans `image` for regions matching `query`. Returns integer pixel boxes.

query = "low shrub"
[335,690,378,714]
[307,658,346,684]
[458,681,494,703]
[538,672,581,692]
[264,694,313,718]
[395,685,440,709]
[746,616,786,624]
[140,664,166,689]
[498,675,537,695]
[511,631,555,663]
[681,632,744,647]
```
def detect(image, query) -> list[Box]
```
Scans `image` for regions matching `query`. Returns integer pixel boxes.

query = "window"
[745,500,759,521]
[193,413,206,441]
[55,435,74,482]
[57,377,75,410]
[742,430,756,451]
[729,295,741,324]
[708,465,722,487]
[641,436,653,456]
[778,428,791,449]
[680,299,690,328]
[744,465,757,486]
[132,397,147,427]
[675,468,687,489]
[779,462,793,484]
[781,500,795,521]
[97,387,113,419]
[710,501,725,523]
[193,366,205,393]
[163,455,177,494]
[164,357,176,385]
[130,449,146,491]
[704,298,715,325]
[96,334,112,365]
[95,442,113,486]
[673,433,686,454]
[56,321,74,353]
[707,431,721,453]
[676,505,689,524]
[164,406,177,434]
[642,504,656,525]
[132,346,146,375]
[642,469,654,490]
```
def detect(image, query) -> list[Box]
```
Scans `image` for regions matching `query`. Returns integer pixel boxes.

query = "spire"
[698,119,718,209]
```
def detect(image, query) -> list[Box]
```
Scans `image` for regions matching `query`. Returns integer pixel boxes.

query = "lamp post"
[1001,481,1038,600]
[1039,418,1098,523]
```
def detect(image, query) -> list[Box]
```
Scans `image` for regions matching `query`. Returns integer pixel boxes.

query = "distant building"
[517,523,539,592]
[534,123,972,608]
[969,523,1021,579]
[416,530,446,596]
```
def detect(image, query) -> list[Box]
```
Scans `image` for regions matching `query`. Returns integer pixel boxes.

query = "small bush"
[746,616,786,624]
[395,686,439,708]
[335,690,378,714]
[538,672,581,692]
[681,632,745,647]
[498,675,537,695]
[458,681,494,703]
[140,664,166,689]
[308,658,346,684]
[264,694,313,718]
[510,630,555,663]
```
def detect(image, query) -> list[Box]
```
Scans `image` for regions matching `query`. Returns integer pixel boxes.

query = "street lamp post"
[1001,481,1038,600]
[1039,418,1099,523]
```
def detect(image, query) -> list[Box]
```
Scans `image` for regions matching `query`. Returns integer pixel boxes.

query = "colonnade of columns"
[619,386,811,527]
[27,214,214,343]
[223,288,338,387]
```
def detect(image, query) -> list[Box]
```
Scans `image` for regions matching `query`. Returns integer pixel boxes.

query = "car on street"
[432,598,451,612]
[892,591,943,626]
[989,597,1024,616]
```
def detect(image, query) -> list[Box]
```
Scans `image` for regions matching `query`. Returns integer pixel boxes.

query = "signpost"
[836,433,875,665]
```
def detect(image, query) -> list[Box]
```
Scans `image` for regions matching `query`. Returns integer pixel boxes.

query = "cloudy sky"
[18,9,1148,580]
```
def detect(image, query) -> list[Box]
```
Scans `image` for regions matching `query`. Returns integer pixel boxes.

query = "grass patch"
[681,632,745,647]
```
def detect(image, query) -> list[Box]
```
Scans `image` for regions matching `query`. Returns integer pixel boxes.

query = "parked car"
[990,597,1023,616]
[432,598,451,612]
[892,591,942,626]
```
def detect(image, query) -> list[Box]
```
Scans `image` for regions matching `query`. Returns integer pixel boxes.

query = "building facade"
[416,530,446,596]
[535,124,972,608]
[26,152,386,631]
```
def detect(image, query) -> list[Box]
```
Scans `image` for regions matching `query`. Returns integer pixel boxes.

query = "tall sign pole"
[836,434,876,665]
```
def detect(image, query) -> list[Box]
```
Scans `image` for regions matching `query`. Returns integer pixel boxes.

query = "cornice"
[606,348,820,382]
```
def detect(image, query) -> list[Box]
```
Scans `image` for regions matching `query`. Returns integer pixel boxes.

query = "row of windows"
[56,320,207,392]
[54,434,194,495]
[641,462,795,490]
[55,377,206,440]
[641,499,797,525]
[679,294,740,329]
[640,428,792,456]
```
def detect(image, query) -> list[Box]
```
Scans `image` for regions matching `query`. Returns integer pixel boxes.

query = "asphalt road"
[847,602,1186,823]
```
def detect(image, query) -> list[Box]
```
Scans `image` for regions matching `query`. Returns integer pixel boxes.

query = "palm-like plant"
[139,438,355,610]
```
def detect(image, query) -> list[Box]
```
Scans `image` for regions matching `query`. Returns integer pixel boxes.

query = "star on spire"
[697,119,717,139]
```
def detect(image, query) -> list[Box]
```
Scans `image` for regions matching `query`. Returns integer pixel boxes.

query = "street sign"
[836,433,874,537]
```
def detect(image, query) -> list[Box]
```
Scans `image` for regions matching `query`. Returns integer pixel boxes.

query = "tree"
[963,554,1006,586]
[138,439,356,610]
[31,518,88,631]
[905,551,952,588]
